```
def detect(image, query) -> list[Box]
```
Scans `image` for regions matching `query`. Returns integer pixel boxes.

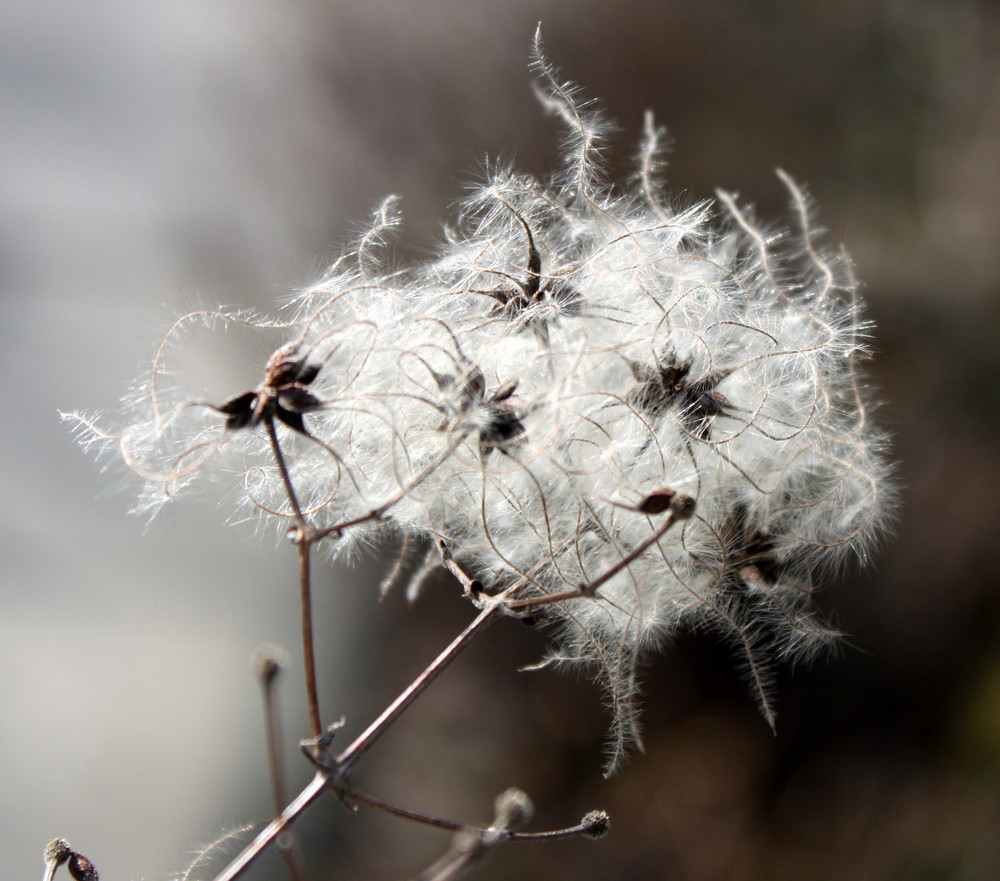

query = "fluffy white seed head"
[65,34,892,769]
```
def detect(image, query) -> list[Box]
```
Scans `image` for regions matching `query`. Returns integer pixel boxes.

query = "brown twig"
[265,417,306,528]
[436,539,483,598]
[43,839,72,881]
[334,586,518,773]
[350,787,609,843]
[264,420,324,740]
[209,589,518,881]
[212,428,625,881]
[297,539,322,740]
[411,789,533,881]
[505,497,694,612]
[311,438,467,542]
[210,772,329,881]
[254,646,309,881]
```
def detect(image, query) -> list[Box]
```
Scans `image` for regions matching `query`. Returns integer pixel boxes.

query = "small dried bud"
[669,494,696,521]
[68,852,99,881]
[580,810,611,839]
[44,839,73,866]
[493,787,534,830]
[636,488,676,515]
[251,643,288,684]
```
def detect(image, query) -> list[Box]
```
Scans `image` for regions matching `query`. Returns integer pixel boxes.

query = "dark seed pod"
[216,391,258,430]
[277,387,322,414]
[68,852,99,881]
[637,488,676,515]
[295,362,322,386]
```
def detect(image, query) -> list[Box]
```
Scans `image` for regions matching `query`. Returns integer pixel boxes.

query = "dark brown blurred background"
[4,1,999,879]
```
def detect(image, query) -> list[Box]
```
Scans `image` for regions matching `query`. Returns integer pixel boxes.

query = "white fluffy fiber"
[67,33,891,766]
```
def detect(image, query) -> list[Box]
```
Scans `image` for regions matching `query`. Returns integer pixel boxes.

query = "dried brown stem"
[210,772,328,881]
[255,647,309,881]
[265,420,323,740]
[411,788,533,881]
[345,788,469,832]
[352,788,607,844]
[210,589,517,881]
[436,539,483,598]
[505,504,690,612]
[212,428,621,881]
[312,437,467,541]
[43,840,72,881]
[298,540,322,740]
[265,417,306,528]
[413,833,489,881]
[334,588,516,773]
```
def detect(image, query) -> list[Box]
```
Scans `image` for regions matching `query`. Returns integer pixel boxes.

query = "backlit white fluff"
[66,32,892,768]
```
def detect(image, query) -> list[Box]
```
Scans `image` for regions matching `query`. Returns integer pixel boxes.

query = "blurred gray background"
[4,1,1000,879]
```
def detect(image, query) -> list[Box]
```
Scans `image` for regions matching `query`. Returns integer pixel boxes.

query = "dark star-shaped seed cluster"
[433,366,526,458]
[627,354,731,440]
[216,345,323,435]
[480,209,581,344]
[719,502,785,589]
